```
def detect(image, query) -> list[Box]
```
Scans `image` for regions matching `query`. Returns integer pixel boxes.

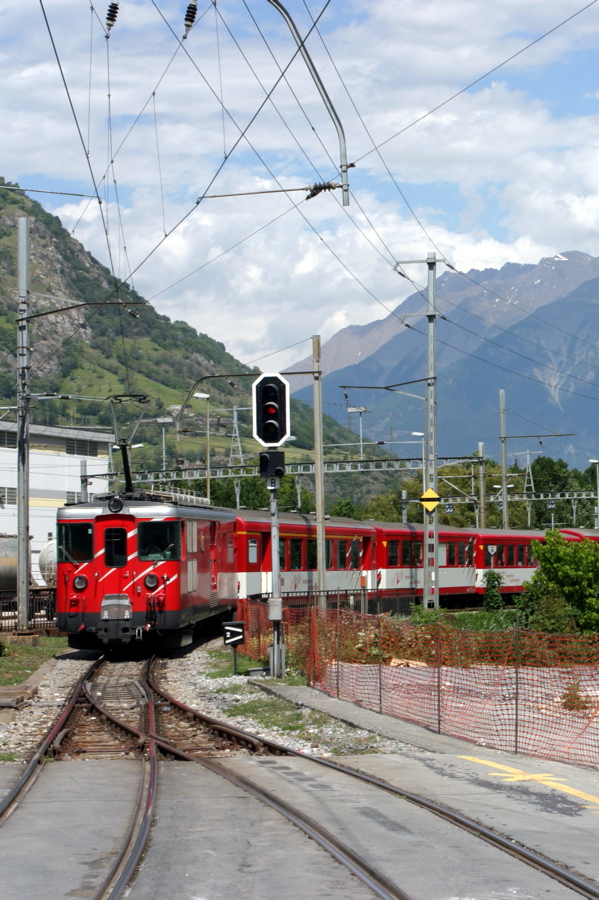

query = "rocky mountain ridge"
[292,251,599,469]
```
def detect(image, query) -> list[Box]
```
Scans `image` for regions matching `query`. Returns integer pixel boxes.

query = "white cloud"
[2,0,599,368]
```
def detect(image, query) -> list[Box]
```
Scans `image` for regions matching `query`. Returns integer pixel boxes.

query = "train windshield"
[57,523,94,563]
[138,521,181,561]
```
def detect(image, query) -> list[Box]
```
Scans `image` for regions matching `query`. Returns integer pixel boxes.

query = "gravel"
[0,653,96,761]
[0,640,411,762]
[159,640,411,757]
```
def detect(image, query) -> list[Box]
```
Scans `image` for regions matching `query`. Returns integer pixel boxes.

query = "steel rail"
[228,728,599,899]
[0,656,103,821]
[147,661,282,754]
[75,669,157,900]
[101,681,158,900]
[149,663,599,899]
[148,730,413,900]
[304,756,599,900]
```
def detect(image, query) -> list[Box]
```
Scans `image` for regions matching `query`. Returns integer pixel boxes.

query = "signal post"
[253,374,290,677]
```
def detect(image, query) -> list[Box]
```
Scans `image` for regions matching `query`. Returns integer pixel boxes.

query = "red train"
[55,487,593,648]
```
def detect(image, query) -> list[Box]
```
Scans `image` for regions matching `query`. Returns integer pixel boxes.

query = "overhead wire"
[33,0,599,409]
[301,0,599,388]
[353,0,598,165]
[38,0,120,294]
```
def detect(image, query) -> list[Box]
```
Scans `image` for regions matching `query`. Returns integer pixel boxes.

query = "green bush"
[483,570,504,610]
[561,682,593,711]
[528,592,577,634]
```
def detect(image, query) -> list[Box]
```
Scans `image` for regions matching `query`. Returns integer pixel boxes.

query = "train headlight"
[108,497,124,513]
[144,573,159,590]
[73,575,88,591]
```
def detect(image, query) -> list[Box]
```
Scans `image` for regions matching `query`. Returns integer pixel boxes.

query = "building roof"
[0,422,115,443]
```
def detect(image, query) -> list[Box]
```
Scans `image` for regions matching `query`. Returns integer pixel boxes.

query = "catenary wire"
[303,1,599,376]
[353,0,598,165]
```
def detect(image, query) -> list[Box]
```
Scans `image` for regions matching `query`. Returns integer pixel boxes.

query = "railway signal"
[252,373,290,447]
[223,621,245,675]
[259,450,285,480]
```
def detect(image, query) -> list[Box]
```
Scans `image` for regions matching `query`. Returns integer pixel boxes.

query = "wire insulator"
[184,2,197,34]
[106,2,119,30]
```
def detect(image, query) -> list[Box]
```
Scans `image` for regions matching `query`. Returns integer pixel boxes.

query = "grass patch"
[0,752,18,762]
[0,636,69,686]
[224,695,330,737]
[203,649,266,678]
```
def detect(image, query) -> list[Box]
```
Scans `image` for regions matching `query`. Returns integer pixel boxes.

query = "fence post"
[336,605,340,698]
[515,613,520,754]
[377,614,382,714]
[436,614,442,734]
[308,606,316,685]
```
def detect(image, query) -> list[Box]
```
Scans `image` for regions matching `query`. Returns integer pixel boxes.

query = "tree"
[521,533,599,631]
[329,498,361,519]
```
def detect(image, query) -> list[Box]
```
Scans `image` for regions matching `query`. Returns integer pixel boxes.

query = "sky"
[3,0,599,371]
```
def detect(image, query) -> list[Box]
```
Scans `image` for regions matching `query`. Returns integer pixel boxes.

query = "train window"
[496,544,505,566]
[326,540,333,569]
[307,539,317,570]
[279,538,286,570]
[458,542,467,565]
[518,544,525,566]
[105,528,127,567]
[467,542,473,565]
[349,539,360,569]
[248,538,258,565]
[447,542,456,566]
[57,523,93,563]
[138,521,181,561]
[337,540,346,569]
[290,539,302,570]
[387,540,399,567]
[402,542,411,566]
[507,544,515,567]
[413,541,422,566]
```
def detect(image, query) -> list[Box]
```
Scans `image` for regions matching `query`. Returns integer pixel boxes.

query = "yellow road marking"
[460,756,599,812]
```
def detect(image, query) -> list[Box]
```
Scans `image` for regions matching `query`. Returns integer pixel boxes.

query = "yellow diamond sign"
[420,488,440,513]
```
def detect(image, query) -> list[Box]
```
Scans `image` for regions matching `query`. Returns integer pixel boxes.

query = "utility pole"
[477,442,486,529]
[499,389,509,529]
[424,253,439,608]
[395,253,441,608]
[17,217,30,631]
[313,336,326,602]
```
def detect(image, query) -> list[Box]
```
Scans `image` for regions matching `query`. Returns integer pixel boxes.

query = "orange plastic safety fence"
[241,603,599,768]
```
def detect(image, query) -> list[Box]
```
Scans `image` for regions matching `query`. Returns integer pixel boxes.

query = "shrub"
[561,682,593,712]
[483,570,503,610]
[528,592,577,634]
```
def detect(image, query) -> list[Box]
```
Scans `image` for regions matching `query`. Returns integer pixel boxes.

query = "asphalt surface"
[1,672,599,899]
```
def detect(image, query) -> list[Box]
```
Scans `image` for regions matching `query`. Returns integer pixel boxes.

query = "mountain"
[0,181,360,472]
[292,252,599,469]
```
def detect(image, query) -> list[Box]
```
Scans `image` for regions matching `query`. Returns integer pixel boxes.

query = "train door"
[94,514,138,639]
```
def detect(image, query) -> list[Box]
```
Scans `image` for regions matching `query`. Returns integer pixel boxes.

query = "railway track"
[2,655,599,899]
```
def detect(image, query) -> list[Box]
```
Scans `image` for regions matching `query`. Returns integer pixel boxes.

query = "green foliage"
[407,604,517,632]
[522,533,599,631]
[483,570,504,611]
[528,592,577,634]
[328,498,362,519]
[560,682,593,712]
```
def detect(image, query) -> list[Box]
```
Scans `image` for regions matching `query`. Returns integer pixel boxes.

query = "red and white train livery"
[55,488,561,648]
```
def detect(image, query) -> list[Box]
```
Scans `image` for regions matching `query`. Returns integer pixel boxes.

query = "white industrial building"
[0,423,114,584]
